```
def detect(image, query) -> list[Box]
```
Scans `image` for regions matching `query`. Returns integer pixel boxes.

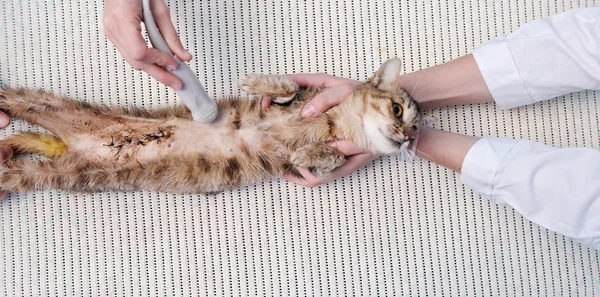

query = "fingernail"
[170,84,181,90]
[326,141,337,148]
[302,104,316,118]
[167,64,177,72]
[184,50,192,59]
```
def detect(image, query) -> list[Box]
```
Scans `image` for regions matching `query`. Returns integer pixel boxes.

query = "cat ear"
[369,58,402,87]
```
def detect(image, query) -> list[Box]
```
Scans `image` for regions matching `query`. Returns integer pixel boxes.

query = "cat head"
[347,58,433,154]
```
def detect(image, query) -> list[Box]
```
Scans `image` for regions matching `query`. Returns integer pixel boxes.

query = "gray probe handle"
[142,0,218,123]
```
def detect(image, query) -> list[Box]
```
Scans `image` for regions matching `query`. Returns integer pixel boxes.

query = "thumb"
[301,83,356,118]
[327,140,368,156]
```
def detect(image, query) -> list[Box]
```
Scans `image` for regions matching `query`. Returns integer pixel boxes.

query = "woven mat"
[1,1,599,296]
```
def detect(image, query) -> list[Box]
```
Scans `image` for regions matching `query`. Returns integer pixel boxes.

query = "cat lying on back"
[0,58,427,194]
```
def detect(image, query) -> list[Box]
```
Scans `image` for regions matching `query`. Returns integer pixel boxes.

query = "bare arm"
[282,4,598,186]
[413,127,479,173]
[291,54,492,118]
[396,55,492,170]
[396,54,494,109]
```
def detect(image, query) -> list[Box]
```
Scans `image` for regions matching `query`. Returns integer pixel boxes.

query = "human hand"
[0,112,12,200]
[284,140,377,188]
[261,73,375,187]
[103,0,192,89]
[261,73,361,116]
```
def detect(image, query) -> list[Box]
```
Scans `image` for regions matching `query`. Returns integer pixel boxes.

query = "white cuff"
[460,137,521,202]
[472,38,533,110]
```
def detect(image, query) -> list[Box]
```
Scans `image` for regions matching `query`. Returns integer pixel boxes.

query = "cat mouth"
[385,136,400,146]
[384,133,409,148]
[389,137,411,148]
[377,128,403,147]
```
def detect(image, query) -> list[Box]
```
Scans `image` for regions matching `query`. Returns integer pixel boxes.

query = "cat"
[0,58,427,194]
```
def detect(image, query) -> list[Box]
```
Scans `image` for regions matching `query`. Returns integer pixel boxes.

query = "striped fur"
[0,58,424,194]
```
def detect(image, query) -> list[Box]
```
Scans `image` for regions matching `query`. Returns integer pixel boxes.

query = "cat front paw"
[237,74,261,95]
[291,143,346,177]
[237,74,298,104]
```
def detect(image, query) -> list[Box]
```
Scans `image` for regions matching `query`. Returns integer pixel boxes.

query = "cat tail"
[0,132,67,158]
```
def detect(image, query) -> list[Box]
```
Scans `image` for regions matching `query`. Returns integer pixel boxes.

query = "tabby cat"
[0,58,426,194]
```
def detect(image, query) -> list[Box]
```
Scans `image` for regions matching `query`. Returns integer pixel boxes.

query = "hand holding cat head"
[264,58,434,155]
[327,58,431,154]
[357,58,425,154]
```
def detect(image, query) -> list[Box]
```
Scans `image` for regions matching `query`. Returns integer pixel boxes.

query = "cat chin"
[394,139,412,153]
[363,120,411,155]
[380,138,411,155]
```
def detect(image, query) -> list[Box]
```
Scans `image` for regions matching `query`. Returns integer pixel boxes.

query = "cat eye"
[392,103,403,118]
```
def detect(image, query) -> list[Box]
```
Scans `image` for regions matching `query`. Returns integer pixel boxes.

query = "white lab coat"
[463,6,600,249]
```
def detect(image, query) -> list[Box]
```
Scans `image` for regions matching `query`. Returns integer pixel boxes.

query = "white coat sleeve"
[461,138,600,249]
[472,6,600,110]
[462,7,600,250]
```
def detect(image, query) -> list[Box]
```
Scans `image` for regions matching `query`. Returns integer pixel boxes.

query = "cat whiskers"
[415,149,434,162]
[410,72,424,97]
[411,84,434,102]
[407,72,435,103]
[400,149,416,162]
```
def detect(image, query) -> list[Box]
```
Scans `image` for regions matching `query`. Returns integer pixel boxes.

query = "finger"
[283,153,376,188]
[282,168,324,188]
[112,34,178,73]
[286,74,360,88]
[0,112,10,128]
[285,73,335,88]
[327,140,368,156]
[116,21,178,71]
[261,97,272,109]
[333,153,377,176]
[136,47,179,72]
[0,191,7,200]
[284,153,374,188]
[151,0,192,62]
[301,83,357,117]
[121,36,180,87]
[142,63,183,89]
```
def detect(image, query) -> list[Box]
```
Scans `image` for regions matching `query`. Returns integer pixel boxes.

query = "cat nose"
[403,126,417,140]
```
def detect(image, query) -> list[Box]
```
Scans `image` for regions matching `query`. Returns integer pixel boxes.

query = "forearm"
[413,127,480,173]
[401,7,600,111]
[397,54,494,110]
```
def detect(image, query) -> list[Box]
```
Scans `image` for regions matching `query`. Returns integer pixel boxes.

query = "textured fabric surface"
[1,1,600,296]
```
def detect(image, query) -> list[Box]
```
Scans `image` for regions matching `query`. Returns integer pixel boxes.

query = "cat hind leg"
[0,87,113,134]
[238,74,298,104]
[0,88,98,121]
[0,158,95,193]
